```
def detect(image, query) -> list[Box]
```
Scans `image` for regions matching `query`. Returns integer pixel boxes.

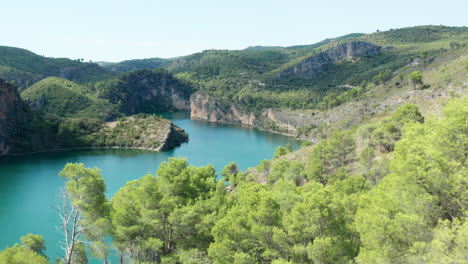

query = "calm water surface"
[0,113,301,262]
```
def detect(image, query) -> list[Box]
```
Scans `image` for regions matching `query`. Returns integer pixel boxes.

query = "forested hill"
[1,25,467,143]
[97,26,468,119]
[2,26,467,115]
[0,78,188,157]
[97,58,170,72]
[0,46,114,88]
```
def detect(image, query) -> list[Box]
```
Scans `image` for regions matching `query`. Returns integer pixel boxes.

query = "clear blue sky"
[2,0,467,62]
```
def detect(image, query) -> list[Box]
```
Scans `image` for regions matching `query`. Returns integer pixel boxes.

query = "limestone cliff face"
[100,69,191,115]
[190,92,257,125]
[190,92,304,135]
[189,86,467,143]
[0,79,28,157]
[277,41,381,79]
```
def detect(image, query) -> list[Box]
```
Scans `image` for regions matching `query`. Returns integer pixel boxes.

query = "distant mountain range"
[0,25,466,140]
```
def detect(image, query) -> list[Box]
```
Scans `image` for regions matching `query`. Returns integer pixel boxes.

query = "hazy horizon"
[3,0,467,62]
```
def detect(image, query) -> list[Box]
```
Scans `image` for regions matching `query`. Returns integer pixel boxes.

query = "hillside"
[184,26,468,140]
[0,79,188,157]
[0,46,114,87]
[167,26,468,114]
[93,69,192,115]
[98,58,169,72]
[11,114,189,155]
[21,77,121,121]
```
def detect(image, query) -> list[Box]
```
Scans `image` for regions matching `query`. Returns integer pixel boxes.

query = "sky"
[1,0,467,62]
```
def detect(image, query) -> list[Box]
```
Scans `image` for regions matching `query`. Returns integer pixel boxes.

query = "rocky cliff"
[99,115,188,152]
[190,92,257,125]
[0,79,188,157]
[277,41,382,79]
[190,92,306,135]
[98,69,191,115]
[190,84,467,143]
[0,79,28,157]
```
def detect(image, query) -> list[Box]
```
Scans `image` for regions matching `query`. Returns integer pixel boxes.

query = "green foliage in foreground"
[0,234,48,264]
[3,98,467,264]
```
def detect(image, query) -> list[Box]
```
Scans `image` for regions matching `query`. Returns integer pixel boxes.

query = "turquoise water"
[0,113,301,262]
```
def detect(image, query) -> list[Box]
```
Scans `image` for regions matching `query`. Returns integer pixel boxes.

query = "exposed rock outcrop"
[99,69,191,115]
[0,79,29,157]
[160,122,189,151]
[100,115,188,152]
[277,41,382,79]
[190,85,467,143]
[0,79,188,157]
[190,92,256,125]
[190,92,304,135]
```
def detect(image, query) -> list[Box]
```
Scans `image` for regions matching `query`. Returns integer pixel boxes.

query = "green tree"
[371,104,424,152]
[306,131,356,184]
[0,235,49,264]
[356,97,468,263]
[409,71,423,88]
[111,158,217,262]
[59,163,112,263]
[20,234,45,256]
[208,183,284,263]
[274,146,288,158]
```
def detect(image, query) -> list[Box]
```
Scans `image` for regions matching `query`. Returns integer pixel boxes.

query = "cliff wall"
[277,41,381,79]
[0,79,28,157]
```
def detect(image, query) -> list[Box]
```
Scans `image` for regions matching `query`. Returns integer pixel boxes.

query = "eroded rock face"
[190,92,257,125]
[277,41,381,79]
[189,85,468,144]
[0,79,28,157]
[102,69,191,115]
[190,92,305,135]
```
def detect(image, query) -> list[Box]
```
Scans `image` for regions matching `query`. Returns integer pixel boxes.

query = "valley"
[0,25,467,264]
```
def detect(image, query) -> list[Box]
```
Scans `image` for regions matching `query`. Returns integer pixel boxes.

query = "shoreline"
[189,116,306,141]
[4,145,182,158]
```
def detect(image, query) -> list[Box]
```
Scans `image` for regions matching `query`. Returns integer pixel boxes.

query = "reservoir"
[0,113,301,262]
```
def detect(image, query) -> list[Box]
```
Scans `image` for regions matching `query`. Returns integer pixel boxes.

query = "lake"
[0,113,301,262]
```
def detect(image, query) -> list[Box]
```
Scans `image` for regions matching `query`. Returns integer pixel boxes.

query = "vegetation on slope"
[93,69,192,114]
[21,77,121,121]
[3,98,465,263]
[98,58,170,72]
[170,26,468,112]
[0,46,115,87]
[11,114,187,154]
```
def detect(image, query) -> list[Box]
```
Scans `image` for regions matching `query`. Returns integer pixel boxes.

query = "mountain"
[2,25,467,143]
[185,25,468,140]
[0,46,115,87]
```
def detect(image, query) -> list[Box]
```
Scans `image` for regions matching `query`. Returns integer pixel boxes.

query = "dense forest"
[1,97,466,263]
